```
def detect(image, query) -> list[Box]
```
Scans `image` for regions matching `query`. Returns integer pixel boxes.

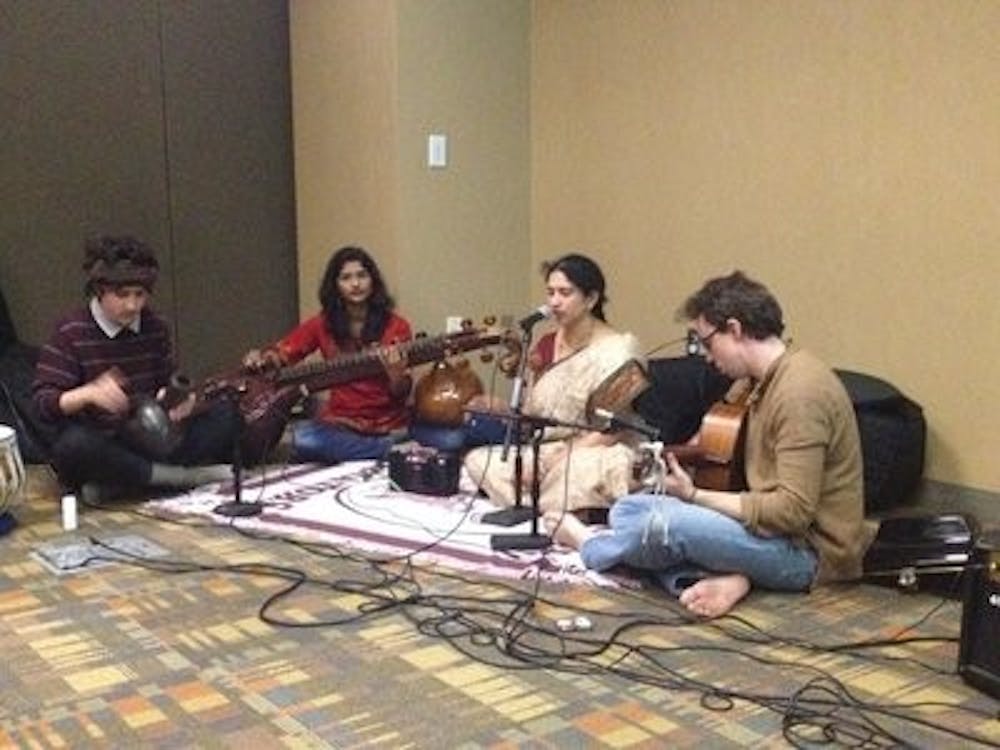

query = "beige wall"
[289,0,401,305]
[291,0,999,492]
[290,0,531,334]
[396,0,532,333]
[533,1,999,492]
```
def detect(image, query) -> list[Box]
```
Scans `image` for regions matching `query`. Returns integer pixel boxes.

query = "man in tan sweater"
[546,270,876,618]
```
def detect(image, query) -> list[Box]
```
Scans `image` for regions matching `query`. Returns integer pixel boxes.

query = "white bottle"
[61,494,78,531]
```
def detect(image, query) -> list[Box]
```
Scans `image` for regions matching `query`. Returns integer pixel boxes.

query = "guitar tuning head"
[483,315,497,327]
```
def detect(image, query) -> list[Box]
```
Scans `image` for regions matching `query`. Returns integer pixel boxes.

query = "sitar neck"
[274,330,501,394]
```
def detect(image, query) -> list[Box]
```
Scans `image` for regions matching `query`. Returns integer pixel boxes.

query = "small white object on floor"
[61,494,78,531]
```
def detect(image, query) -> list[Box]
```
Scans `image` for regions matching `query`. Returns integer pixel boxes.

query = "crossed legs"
[545,493,815,619]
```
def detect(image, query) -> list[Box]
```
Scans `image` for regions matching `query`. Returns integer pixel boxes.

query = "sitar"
[123,325,509,463]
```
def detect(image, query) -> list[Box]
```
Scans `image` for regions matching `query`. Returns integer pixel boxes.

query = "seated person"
[546,270,877,619]
[464,253,644,513]
[243,245,412,463]
[33,235,237,500]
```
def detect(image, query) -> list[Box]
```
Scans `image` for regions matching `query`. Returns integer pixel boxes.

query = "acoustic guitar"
[635,384,752,492]
[123,325,509,463]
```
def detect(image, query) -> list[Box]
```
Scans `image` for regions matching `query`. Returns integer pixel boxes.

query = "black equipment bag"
[632,355,731,444]
[0,284,54,463]
[836,370,926,512]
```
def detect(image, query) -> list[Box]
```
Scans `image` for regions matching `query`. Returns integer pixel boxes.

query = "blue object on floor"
[0,511,16,537]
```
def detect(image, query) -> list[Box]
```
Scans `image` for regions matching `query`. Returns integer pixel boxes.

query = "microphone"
[518,304,552,331]
[593,408,660,440]
[686,329,701,357]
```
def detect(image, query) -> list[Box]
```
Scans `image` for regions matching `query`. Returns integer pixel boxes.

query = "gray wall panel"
[0,0,296,380]
[160,0,297,377]
[0,0,172,342]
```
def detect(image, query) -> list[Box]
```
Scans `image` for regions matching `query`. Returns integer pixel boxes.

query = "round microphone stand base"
[480,506,535,527]
[212,500,263,518]
[490,532,551,551]
[487,423,551,551]
[211,392,261,519]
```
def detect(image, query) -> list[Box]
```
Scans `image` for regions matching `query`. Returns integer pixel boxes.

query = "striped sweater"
[33,305,174,432]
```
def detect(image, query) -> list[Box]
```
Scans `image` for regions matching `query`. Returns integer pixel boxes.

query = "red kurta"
[275,312,412,435]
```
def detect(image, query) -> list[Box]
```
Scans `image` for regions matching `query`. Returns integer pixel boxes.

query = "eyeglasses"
[695,328,720,351]
[687,328,722,356]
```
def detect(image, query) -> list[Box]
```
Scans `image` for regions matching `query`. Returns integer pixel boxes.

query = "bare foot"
[542,511,593,550]
[677,573,751,619]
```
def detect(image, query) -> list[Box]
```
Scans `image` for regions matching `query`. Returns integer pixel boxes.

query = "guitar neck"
[275,330,501,393]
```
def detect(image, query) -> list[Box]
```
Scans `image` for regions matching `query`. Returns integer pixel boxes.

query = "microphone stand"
[213,388,263,518]
[484,412,657,550]
[489,423,550,550]
[480,324,536,527]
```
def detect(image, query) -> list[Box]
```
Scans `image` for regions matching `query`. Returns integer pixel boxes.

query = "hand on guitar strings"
[662,451,698,503]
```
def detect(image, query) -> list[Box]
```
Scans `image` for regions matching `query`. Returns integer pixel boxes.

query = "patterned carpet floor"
[1,465,998,749]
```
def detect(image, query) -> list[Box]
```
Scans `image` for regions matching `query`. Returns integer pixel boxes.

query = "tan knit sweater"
[738,349,877,584]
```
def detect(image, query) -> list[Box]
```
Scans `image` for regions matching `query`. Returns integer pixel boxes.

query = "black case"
[862,513,978,597]
[388,444,460,496]
[836,369,926,512]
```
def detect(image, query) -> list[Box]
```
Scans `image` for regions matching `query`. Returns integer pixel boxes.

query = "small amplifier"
[388,444,460,496]
[958,529,1000,699]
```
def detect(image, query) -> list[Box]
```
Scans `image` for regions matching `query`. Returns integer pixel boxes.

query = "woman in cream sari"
[464,254,644,514]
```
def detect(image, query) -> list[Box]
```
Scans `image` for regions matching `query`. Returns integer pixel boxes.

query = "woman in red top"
[245,246,412,463]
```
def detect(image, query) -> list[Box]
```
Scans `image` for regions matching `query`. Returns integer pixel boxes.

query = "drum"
[0,424,26,515]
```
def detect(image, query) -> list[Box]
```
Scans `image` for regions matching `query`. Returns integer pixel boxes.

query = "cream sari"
[464,330,643,513]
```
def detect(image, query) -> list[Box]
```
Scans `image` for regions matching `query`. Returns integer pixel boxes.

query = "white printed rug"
[145,461,628,589]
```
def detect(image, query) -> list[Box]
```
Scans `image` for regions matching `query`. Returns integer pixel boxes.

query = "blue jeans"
[289,420,400,464]
[409,413,508,453]
[579,494,818,595]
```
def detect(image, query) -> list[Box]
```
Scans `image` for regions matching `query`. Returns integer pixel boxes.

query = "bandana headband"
[87,258,158,289]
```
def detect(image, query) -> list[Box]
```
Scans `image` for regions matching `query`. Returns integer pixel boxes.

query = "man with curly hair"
[547,271,876,618]
[33,235,237,500]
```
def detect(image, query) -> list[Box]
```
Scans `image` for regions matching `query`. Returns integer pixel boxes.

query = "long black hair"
[319,246,395,346]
